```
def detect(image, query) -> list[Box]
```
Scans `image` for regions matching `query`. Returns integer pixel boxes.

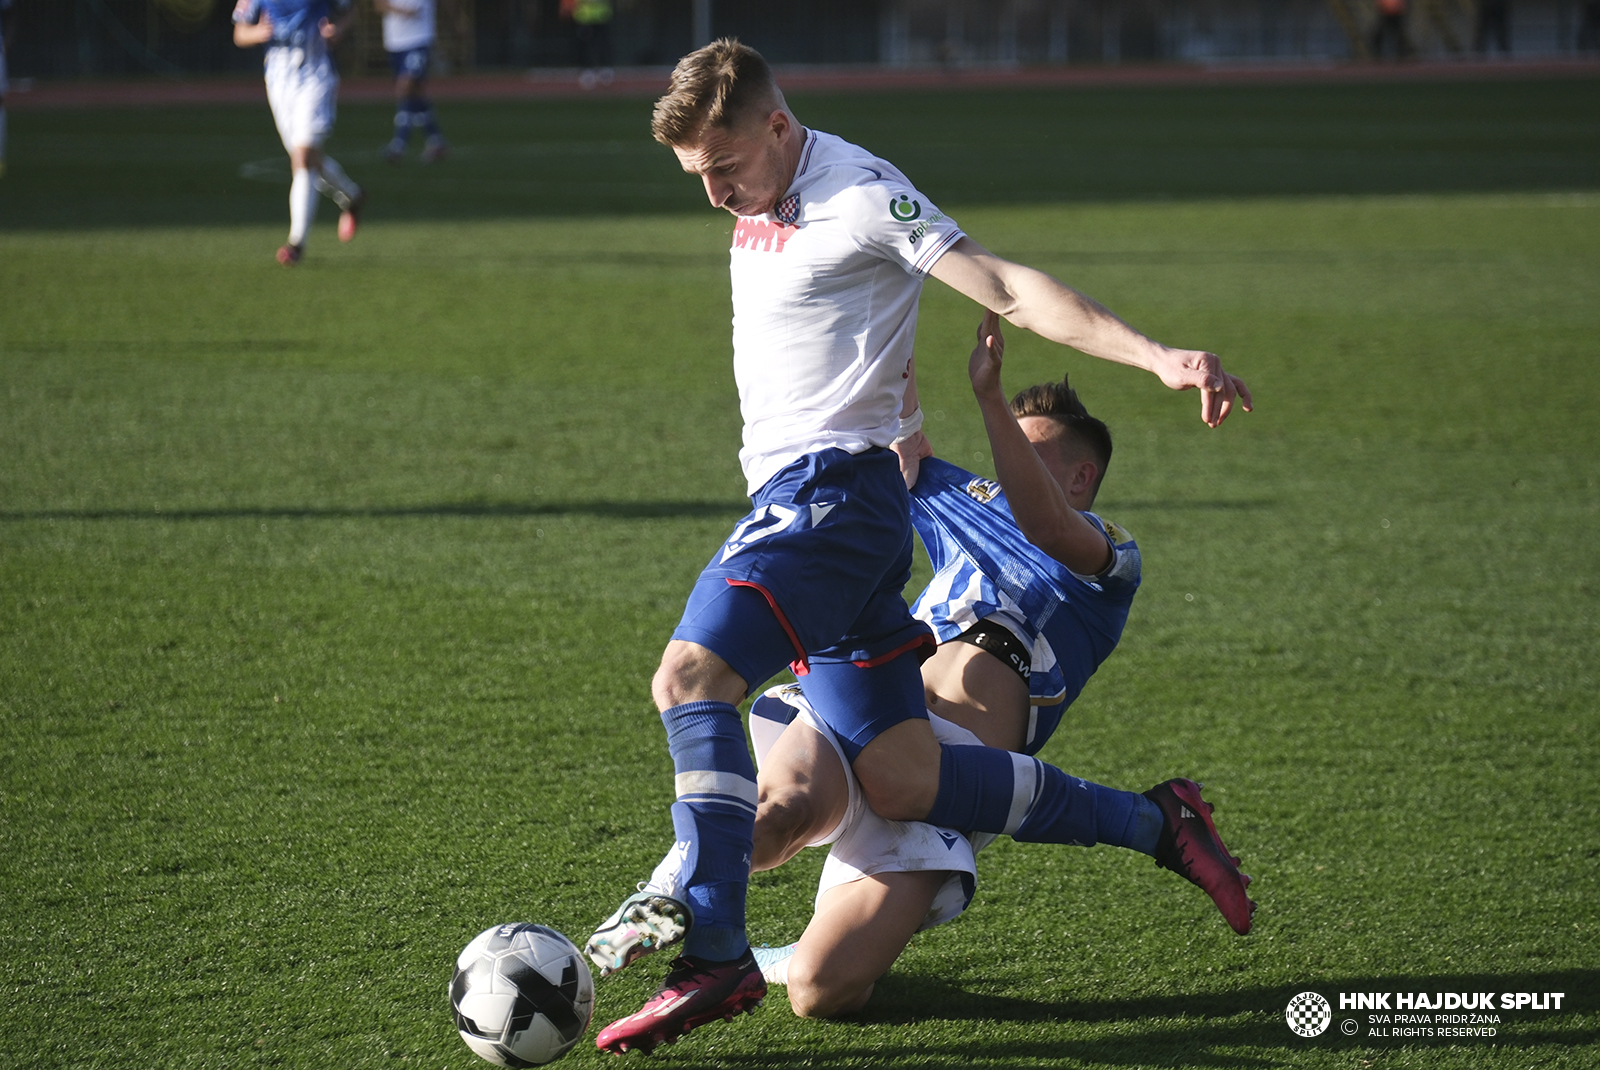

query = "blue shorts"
[673,447,934,693]
[388,46,431,80]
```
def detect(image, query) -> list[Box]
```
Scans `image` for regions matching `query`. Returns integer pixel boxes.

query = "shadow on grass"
[0,500,748,522]
[0,500,1285,523]
[1106,499,1277,512]
[672,968,1598,1069]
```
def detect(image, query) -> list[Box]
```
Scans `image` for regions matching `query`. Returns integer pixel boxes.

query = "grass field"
[2,77,1598,1069]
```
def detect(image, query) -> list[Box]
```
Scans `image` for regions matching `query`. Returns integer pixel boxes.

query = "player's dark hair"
[1009,375,1113,501]
[652,39,783,146]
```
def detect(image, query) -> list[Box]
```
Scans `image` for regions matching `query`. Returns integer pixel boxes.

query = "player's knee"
[786,960,872,1019]
[852,721,942,822]
[859,781,926,822]
[650,641,745,710]
[854,756,938,823]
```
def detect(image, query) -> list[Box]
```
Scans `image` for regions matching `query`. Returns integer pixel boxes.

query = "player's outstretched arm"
[930,237,1253,428]
[969,311,1115,575]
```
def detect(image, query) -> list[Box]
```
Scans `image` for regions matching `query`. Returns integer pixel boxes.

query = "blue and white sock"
[314,156,358,211]
[652,700,756,963]
[924,744,1163,854]
[287,167,316,246]
[390,106,412,149]
[415,103,441,140]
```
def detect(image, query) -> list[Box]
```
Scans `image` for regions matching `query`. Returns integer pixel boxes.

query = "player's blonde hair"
[651,39,785,146]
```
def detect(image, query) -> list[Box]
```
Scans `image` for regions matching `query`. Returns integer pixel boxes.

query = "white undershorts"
[750,685,997,932]
[264,48,338,151]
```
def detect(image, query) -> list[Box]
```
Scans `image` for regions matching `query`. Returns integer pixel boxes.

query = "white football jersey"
[382,0,435,51]
[729,129,965,494]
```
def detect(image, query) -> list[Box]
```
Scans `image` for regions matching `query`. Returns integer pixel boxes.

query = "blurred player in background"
[374,0,448,163]
[233,0,366,265]
[0,0,15,176]
[584,40,1249,1055]
[561,0,614,88]
[743,314,1252,1018]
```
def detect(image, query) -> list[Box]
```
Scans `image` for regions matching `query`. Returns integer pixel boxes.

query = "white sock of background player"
[288,168,317,247]
[314,156,359,211]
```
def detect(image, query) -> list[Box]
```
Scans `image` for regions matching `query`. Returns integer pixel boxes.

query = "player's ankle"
[681,928,747,963]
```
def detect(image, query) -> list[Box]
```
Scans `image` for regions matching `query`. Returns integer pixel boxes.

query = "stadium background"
[2,2,1598,1069]
[18,0,1600,82]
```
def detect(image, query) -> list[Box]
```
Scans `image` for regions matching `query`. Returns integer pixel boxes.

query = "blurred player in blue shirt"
[233,0,366,264]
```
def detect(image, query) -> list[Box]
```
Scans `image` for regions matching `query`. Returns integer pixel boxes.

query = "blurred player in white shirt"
[374,0,447,163]
[233,0,366,265]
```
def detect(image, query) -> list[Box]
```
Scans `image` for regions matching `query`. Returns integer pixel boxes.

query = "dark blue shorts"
[388,47,431,80]
[673,447,934,694]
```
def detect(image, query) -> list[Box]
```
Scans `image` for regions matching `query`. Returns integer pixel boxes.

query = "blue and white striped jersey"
[233,0,351,54]
[909,457,1140,756]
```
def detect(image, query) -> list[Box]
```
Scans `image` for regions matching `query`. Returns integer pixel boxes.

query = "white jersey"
[382,0,435,52]
[730,129,966,494]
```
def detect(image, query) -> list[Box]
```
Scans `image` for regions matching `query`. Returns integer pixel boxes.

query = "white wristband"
[894,406,924,444]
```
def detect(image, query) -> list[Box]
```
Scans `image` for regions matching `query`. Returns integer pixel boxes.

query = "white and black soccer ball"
[450,922,595,1067]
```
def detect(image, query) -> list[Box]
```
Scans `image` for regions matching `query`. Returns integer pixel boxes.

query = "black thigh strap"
[948,618,1031,684]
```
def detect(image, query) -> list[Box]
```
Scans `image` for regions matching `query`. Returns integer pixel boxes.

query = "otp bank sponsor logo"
[890,193,922,221]
[732,218,797,253]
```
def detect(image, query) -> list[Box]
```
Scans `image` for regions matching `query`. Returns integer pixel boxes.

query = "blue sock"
[416,104,441,139]
[661,700,755,962]
[391,107,411,147]
[924,744,1163,855]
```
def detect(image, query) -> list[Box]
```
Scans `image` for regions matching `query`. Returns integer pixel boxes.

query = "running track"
[10,57,1600,110]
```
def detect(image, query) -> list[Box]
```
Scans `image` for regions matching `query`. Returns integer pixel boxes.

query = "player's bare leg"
[759,871,947,1018]
[851,716,943,822]
[751,718,850,872]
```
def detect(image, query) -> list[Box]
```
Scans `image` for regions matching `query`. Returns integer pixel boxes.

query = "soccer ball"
[450,922,595,1067]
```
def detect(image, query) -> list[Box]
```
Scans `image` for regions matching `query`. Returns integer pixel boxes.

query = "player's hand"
[319,16,341,42]
[893,429,933,490]
[1150,347,1254,428]
[232,7,274,46]
[967,309,1006,401]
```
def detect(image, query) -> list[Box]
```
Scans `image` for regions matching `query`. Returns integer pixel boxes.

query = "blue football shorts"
[673,447,935,702]
[388,46,431,80]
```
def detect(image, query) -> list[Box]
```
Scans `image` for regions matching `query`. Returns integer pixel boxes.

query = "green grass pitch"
[2,76,1598,1068]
